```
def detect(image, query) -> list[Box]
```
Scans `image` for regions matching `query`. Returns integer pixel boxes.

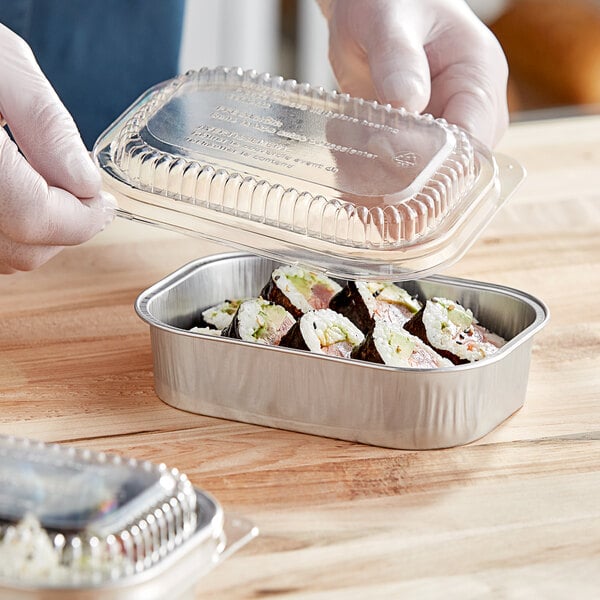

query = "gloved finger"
[364,30,431,114]
[0,24,100,199]
[0,233,64,274]
[326,1,431,112]
[0,129,116,246]
[326,5,378,102]
[425,27,509,147]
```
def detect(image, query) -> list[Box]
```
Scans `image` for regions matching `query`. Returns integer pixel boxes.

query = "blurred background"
[179,0,600,123]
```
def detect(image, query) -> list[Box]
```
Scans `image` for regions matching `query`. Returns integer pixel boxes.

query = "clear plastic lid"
[0,435,206,584]
[94,67,525,280]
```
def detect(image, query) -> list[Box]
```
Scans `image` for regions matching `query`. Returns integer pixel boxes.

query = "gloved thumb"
[325,1,432,114]
[364,29,431,114]
[0,126,116,246]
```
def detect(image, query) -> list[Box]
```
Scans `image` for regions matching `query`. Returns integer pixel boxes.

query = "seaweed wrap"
[260,266,342,318]
[329,280,422,333]
[280,309,364,358]
[352,320,451,368]
[222,298,295,345]
[404,297,506,365]
[195,298,248,330]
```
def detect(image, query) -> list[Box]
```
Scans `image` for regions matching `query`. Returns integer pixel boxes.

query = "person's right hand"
[0,24,116,274]
[318,0,509,148]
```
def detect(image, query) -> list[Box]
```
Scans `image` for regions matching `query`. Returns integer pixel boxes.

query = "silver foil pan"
[135,253,549,450]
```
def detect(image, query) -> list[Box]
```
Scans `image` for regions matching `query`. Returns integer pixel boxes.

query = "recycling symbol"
[393,152,419,167]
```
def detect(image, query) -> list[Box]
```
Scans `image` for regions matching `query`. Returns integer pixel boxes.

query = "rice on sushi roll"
[260,266,342,318]
[404,297,506,365]
[195,298,247,330]
[280,309,364,358]
[189,326,222,336]
[329,280,422,333]
[222,298,295,345]
[352,320,451,368]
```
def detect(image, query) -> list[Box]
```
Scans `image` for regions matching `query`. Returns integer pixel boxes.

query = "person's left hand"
[0,24,116,274]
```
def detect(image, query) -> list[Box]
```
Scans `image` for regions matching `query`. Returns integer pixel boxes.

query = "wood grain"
[0,116,599,598]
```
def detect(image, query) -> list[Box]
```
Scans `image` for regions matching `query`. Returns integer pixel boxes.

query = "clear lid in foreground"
[94,67,525,280]
[0,435,205,585]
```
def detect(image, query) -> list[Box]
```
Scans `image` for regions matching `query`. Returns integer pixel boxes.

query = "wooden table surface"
[1,115,599,598]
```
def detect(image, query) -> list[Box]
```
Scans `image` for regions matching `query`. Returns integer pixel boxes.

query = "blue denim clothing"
[2,0,184,148]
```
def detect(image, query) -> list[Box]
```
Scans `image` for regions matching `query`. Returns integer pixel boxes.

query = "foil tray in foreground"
[136,253,549,450]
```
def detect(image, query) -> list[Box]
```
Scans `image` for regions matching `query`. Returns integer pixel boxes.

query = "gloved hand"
[0,24,116,274]
[317,0,509,148]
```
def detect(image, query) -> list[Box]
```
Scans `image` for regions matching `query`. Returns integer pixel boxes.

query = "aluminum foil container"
[135,253,549,450]
[0,436,257,599]
[94,66,525,280]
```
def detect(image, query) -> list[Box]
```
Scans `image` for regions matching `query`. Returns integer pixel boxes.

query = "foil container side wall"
[150,327,532,449]
[138,253,548,450]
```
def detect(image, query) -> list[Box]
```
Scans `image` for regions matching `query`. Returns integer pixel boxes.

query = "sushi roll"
[222,298,295,345]
[329,280,422,333]
[280,309,364,358]
[352,320,451,368]
[260,266,342,318]
[196,298,248,330]
[403,297,506,365]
